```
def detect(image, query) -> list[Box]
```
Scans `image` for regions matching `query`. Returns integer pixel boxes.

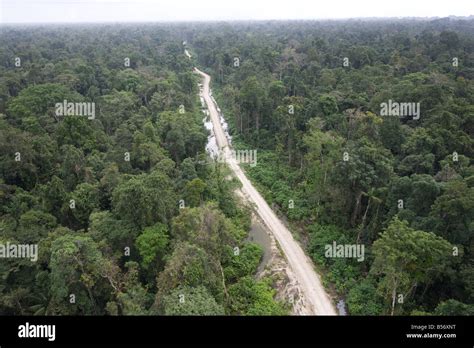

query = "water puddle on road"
[247,218,272,273]
[337,299,347,315]
[202,113,219,158]
[201,88,232,159]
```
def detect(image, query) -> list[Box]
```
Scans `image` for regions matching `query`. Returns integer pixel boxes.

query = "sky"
[1,0,473,23]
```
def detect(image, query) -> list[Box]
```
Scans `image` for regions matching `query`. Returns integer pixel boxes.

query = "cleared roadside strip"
[194,67,337,315]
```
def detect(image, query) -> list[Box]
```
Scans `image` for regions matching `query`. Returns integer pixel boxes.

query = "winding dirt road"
[194,67,336,315]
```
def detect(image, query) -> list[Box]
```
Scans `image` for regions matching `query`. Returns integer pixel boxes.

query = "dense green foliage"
[0,24,285,315]
[1,18,473,316]
[186,19,474,315]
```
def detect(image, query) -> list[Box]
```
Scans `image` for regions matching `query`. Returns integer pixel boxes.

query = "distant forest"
[0,18,473,315]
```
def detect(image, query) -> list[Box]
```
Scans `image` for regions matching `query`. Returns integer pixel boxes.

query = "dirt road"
[194,67,336,315]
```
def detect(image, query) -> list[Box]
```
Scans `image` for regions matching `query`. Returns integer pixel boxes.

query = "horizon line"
[1,15,474,25]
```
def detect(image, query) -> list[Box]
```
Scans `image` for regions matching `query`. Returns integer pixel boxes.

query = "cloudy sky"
[1,0,473,23]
